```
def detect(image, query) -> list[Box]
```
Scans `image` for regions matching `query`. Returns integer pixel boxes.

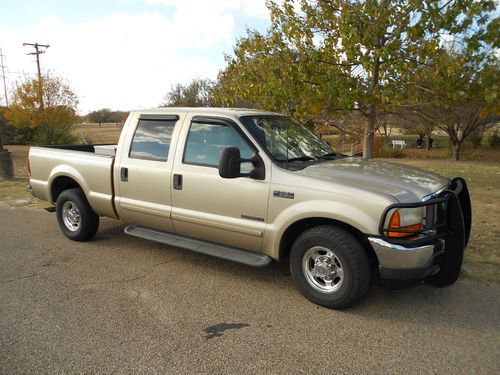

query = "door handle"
[173,174,182,190]
[121,167,128,182]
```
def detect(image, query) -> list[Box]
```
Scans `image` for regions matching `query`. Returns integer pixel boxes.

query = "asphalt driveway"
[1,206,499,374]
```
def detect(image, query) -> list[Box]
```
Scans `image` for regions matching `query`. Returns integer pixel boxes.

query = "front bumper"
[368,237,444,279]
[371,177,472,285]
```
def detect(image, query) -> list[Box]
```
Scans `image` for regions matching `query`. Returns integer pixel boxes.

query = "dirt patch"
[0,179,46,208]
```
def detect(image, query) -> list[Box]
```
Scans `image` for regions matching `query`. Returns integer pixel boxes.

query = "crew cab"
[28,108,471,308]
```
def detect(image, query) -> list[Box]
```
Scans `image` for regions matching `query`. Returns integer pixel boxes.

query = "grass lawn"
[1,144,499,283]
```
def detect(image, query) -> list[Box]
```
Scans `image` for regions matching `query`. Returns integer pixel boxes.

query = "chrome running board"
[124,224,272,267]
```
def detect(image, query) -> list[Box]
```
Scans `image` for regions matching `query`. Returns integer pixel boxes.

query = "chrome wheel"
[302,246,344,293]
[62,201,81,232]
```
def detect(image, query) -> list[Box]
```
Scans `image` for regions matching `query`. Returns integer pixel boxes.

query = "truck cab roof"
[129,107,285,118]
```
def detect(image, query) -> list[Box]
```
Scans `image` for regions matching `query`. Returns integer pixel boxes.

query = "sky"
[0,0,271,113]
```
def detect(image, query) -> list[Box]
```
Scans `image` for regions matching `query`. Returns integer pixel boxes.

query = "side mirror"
[218,147,265,180]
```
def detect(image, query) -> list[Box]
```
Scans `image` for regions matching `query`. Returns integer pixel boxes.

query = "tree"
[216,0,498,159]
[376,113,398,145]
[5,74,78,144]
[406,49,499,159]
[86,108,113,124]
[85,108,128,125]
[161,78,214,107]
[398,107,435,149]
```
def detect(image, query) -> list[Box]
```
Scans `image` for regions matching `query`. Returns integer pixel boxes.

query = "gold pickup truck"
[28,108,471,309]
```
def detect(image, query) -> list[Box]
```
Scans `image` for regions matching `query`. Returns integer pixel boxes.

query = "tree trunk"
[363,109,376,160]
[339,128,345,148]
[426,130,432,150]
[451,142,461,161]
[0,120,4,151]
[363,49,380,160]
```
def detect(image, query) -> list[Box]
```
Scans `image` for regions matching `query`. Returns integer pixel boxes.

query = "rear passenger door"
[114,113,185,232]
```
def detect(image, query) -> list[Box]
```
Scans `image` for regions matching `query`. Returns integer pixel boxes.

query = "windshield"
[239,115,333,162]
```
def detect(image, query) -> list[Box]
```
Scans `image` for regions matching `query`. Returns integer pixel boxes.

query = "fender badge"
[273,191,295,199]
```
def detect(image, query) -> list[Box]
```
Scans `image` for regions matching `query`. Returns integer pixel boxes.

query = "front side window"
[183,122,254,167]
[129,119,175,161]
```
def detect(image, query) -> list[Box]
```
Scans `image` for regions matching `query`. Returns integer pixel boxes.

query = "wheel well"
[278,218,378,266]
[51,176,82,203]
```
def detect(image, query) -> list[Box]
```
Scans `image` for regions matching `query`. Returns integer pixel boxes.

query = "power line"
[0,48,8,107]
[23,42,50,110]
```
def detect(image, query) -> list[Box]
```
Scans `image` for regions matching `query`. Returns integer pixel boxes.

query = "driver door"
[171,115,270,252]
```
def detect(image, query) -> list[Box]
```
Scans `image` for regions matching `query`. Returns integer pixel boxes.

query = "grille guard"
[377,177,472,287]
[379,177,471,246]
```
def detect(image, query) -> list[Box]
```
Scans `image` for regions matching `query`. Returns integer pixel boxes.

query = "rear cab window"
[129,118,176,161]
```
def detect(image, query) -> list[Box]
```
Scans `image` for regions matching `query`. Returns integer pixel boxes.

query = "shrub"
[377,144,404,158]
[488,129,500,147]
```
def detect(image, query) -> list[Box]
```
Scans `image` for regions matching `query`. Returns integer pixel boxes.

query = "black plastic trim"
[138,114,180,121]
[191,116,236,126]
[42,144,112,152]
[173,174,183,190]
[120,167,128,182]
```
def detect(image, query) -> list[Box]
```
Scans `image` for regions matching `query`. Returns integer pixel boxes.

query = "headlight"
[385,207,425,238]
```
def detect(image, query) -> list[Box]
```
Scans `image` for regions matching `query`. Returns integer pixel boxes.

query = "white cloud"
[147,0,269,19]
[0,1,270,112]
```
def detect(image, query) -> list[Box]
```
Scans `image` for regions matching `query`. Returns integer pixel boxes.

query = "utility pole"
[23,42,49,110]
[0,48,8,107]
[0,48,7,153]
[0,47,13,178]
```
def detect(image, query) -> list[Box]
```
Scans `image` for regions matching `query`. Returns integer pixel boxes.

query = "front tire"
[56,189,99,241]
[290,225,370,309]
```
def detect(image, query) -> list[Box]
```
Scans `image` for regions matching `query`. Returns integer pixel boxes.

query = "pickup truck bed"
[29,144,118,219]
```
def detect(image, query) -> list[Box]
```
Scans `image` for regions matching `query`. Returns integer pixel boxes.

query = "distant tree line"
[161,78,214,107]
[84,108,129,125]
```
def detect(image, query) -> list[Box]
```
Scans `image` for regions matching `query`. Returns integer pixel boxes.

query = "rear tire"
[56,189,99,241]
[289,225,370,309]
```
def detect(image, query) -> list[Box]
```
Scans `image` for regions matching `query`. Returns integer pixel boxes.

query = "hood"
[297,158,449,202]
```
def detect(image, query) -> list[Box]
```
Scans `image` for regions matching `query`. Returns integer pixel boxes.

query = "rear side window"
[183,122,254,167]
[129,119,176,161]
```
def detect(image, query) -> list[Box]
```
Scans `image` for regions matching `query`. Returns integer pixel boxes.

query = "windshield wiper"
[286,156,316,162]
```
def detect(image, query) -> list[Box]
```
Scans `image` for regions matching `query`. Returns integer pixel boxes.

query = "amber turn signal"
[387,210,423,238]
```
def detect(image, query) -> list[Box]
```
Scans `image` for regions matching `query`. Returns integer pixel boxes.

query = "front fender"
[263,200,382,260]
